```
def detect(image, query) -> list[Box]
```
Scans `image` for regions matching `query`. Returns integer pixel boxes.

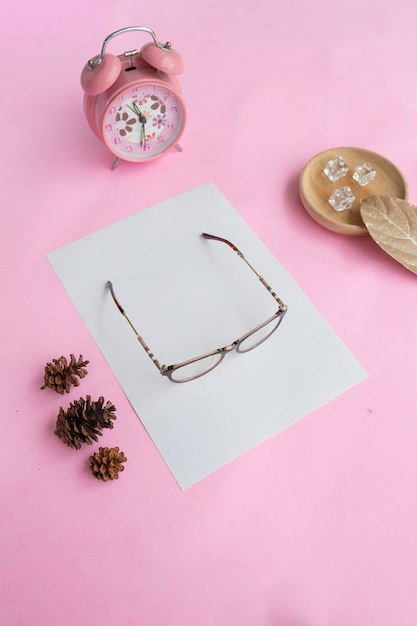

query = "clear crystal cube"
[328,186,356,212]
[353,162,376,186]
[324,156,349,183]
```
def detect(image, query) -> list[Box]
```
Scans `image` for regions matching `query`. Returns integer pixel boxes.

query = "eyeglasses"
[106,232,287,382]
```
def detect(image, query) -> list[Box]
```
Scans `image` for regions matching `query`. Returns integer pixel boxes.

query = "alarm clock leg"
[111,157,121,171]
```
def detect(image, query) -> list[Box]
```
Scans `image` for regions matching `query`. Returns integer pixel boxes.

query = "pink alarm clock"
[81,26,186,169]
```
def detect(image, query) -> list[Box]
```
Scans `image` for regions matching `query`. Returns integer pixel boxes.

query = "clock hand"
[127,103,147,148]
[127,102,141,117]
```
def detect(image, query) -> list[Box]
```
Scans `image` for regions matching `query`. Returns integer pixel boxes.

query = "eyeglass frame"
[106,232,288,382]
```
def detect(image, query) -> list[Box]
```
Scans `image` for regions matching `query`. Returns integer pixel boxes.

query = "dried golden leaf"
[360,195,417,274]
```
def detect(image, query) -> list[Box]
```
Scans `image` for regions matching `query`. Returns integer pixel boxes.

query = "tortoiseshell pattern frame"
[106,233,288,382]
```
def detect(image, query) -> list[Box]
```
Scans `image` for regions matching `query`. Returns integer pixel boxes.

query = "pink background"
[2,1,417,624]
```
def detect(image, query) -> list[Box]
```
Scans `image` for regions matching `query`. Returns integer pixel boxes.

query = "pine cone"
[41,354,89,394]
[54,395,117,449]
[89,446,127,481]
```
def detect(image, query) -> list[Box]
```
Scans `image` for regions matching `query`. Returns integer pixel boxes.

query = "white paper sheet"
[47,183,367,488]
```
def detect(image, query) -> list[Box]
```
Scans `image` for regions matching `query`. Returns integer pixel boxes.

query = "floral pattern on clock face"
[103,85,184,160]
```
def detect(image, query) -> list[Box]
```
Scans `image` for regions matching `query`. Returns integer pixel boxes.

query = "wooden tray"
[299,147,408,236]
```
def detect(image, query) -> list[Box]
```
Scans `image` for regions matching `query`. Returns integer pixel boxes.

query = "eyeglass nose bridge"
[221,341,239,354]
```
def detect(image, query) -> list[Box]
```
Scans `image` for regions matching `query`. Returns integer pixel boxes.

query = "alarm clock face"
[102,84,184,160]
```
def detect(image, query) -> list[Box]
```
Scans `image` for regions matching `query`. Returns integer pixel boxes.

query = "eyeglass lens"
[237,314,284,353]
[170,353,223,382]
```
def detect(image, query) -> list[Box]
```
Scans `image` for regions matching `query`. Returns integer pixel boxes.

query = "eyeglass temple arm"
[201,233,286,309]
[106,281,164,372]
